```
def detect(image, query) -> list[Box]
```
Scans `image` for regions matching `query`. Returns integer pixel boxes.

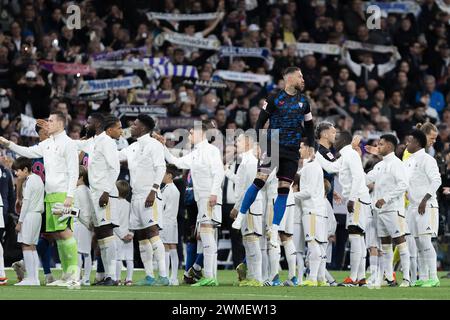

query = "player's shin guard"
[169,249,179,283]
[357,237,367,281]
[139,239,154,278]
[418,235,437,281]
[272,188,289,226]
[200,227,217,279]
[317,242,327,282]
[0,242,5,278]
[349,234,362,282]
[308,241,321,282]
[397,242,410,281]
[283,239,297,280]
[381,243,394,282]
[150,236,166,278]
[98,236,116,280]
[268,242,281,280]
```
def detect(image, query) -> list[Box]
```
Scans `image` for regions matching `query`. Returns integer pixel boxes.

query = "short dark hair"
[49,111,66,123]
[12,157,32,172]
[282,66,301,77]
[166,164,179,178]
[89,112,105,125]
[380,134,398,149]
[315,121,334,139]
[195,119,216,132]
[103,115,120,131]
[410,129,427,149]
[337,131,353,146]
[116,180,130,199]
[137,114,155,131]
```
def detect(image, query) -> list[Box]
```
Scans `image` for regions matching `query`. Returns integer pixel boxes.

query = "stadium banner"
[91,60,148,70]
[116,104,168,118]
[343,40,396,54]
[153,64,199,79]
[78,76,143,94]
[39,60,95,75]
[91,46,148,61]
[146,12,220,21]
[157,117,200,130]
[364,1,421,16]
[59,91,109,101]
[295,43,341,55]
[20,114,39,137]
[133,89,176,104]
[214,70,272,83]
[183,79,227,89]
[219,46,272,61]
[155,32,221,50]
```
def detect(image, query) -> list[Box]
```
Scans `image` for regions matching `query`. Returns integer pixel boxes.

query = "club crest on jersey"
[298,102,303,108]
[262,100,268,110]
[326,152,334,159]
[278,100,285,106]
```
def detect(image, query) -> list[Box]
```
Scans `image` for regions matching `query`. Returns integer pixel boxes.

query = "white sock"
[246,236,262,282]
[349,234,362,281]
[317,242,327,282]
[32,250,40,282]
[296,252,304,283]
[23,250,34,281]
[151,236,167,278]
[243,240,252,279]
[116,260,123,281]
[369,255,378,275]
[308,241,321,282]
[78,253,83,278]
[165,251,170,279]
[397,242,410,281]
[169,249,179,282]
[126,260,134,281]
[419,235,437,281]
[82,253,92,282]
[138,240,154,278]
[98,236,117,280]
[283,239,297,280]
[415,237,428,280]
[358,236,367,280]
[0,243,5,278]
[407,235,417,282]
[382,243,394,281]
[200,228,217,279]
[261,248,268,281]
[268,243,280,280]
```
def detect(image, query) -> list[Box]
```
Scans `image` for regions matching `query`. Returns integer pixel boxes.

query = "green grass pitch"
[0,270,449,300]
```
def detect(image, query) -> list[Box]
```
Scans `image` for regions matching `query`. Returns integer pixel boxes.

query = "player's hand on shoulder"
[152,132,166,145]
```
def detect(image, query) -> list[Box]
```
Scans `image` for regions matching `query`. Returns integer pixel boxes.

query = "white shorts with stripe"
[408,205,439,238]
[129,195,162,231]
[90,191,118,228]
[241,198,263,236]
[346,199,370,232]
[17,212,41,245]
[302,213,327,244]
[365,212,380,249]
[74,220,93,254]
[376,210,407,238]
[196,197,222,226]
[279,203,295,235]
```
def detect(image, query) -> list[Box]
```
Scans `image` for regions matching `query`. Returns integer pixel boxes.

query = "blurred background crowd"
[0,0,448,273]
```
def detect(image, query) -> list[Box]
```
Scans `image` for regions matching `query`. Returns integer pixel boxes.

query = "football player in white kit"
[12,157,45,286]
[155,120,224,286]
[294,141,327,287]
[229,133,264,287]
[160,165,181,286]
[0,168,5,285]
[366,134,411,287]
[404,130,441,287]
[315,131,371,286]
[118,115,167,286]
[73,166,94,286]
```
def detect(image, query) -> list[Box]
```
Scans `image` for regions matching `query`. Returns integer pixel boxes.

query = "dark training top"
[255,89,315,153]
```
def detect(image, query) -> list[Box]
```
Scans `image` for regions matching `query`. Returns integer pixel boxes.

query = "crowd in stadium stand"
[0,0,448,272]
